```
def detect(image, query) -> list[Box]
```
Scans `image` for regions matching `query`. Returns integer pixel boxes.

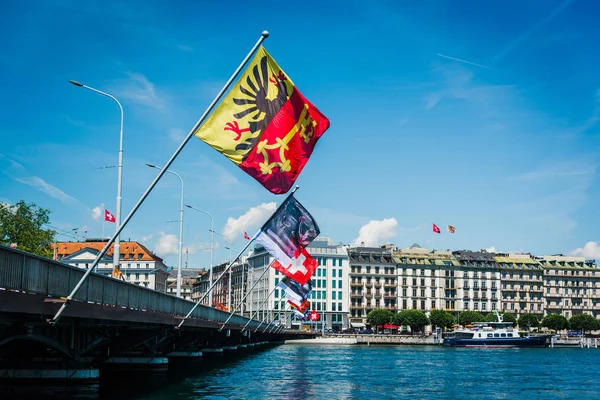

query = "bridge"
[0,245,311,381]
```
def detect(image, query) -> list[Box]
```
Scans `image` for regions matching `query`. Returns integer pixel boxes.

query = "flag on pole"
[278,276,312,304]
[255,195,320,284]
[447,225,456,234]
[104,209,116,223]
[432,223,441,234]
[244,231,250,240]
[288,299,310,313]
[194,46,330,194]
[309,310,320,322]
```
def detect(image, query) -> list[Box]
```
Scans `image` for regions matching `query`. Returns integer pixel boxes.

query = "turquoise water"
[2,345,600,399]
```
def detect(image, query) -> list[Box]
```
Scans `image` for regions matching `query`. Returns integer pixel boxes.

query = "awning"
[351,323,366,328]
[383,323,400,329]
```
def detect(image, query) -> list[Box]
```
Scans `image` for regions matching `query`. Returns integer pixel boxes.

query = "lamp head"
[145,163,156,168]
[69,80,83,87]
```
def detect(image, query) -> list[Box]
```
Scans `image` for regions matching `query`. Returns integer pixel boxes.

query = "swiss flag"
[244,231,250,240]
[271,246,318,286]
[309,310,320,322]
[104,209,116,223]
[432,223,441,234]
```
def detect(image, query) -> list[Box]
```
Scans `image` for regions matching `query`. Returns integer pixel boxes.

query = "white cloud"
[354,218,398,247]
[168,128,185,142]
[141,233,153,242]
[91,203,105,221]
[571,242,600,259]
[223,202,277,240]
[154,232,178,257]
[484,246,497,253]
[109,72,164,110]
[14,176,78,204]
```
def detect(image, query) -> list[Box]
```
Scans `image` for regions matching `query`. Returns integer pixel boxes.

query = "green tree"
[517,313,540,329]
[394,310,429,333]
[0,200,55,258]
[366,309,394,333]
[502,312,517,326]
[569,314,599,335]
[541,313,569,331]
[429,309,454,331]
[458,311,484,326]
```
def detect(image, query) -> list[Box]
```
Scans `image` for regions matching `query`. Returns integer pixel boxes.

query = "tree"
[502,312,517,326]
[429,309,454,331]
[394,310,429,333]
[541,313,569,332]
[458,311,484,326]
[569,314,599,334]
[0,200,55,258]
[517,313,540,329]
[366,309,394,333]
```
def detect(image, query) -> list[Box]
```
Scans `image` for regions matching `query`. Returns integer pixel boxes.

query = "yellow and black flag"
[194,46,330,194]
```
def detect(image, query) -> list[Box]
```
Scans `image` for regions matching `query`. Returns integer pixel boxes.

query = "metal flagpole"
[244,284,276,331]
[49,31,270,325]
[178,185,299,329]
[219,260,274,331]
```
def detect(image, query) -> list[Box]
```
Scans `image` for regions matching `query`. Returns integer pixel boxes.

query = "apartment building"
[495,253,544,318]
[348,245,396,328]
[538,255,600,319]
[452,250,502,315]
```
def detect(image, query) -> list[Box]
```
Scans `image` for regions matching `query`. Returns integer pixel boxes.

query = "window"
[323,269,327,277]
[332,280,336,289]
[275,289,279,298]
[339,269,343,277]
[144,274,149,280]
[129,253,134,259]
[137,254,143,260]
[333,269,336,278]
[135,273,139,280]
[338,280,342,289]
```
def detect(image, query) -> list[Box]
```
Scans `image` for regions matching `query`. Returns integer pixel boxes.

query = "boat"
[443,312,548,348]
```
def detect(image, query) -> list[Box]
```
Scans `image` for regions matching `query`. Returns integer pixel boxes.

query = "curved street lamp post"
[69,80,124,270]
[185,205,214,306]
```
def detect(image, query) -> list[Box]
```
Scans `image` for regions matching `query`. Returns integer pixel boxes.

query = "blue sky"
[1,0,599,268]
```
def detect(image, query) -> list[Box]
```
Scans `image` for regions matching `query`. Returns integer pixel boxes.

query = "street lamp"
[53,228,79,260]
[69,80,124,270]
[210,229,233,311]
[146,163,184,297]
[185,204,214,306]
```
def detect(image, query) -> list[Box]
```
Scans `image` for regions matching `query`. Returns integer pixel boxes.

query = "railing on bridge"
[0,245,263,330]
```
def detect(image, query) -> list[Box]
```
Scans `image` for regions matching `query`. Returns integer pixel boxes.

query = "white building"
[245,236,350,331]
[56,240,169,292]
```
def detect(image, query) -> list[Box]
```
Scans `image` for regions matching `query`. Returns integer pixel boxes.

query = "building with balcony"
[55,239,169,292]
[348,245,396,328]
[538,255,600,319]
[452,250,502,316]
[166,268,204,300]
[495,253,544,318]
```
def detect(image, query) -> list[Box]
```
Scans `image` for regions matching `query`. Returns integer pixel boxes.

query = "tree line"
[366,308,600,335]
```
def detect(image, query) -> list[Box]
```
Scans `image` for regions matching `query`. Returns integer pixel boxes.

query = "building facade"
[495,253,544,318]
[245,236,350,331]
[348,245,396,328]
[166,268,205,300]
[56,239,169,292]
[538,255,600,319]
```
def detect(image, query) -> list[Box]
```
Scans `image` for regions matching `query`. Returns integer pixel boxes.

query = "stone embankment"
[285,334,441,345]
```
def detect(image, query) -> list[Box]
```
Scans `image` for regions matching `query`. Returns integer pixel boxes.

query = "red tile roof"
[55,241,163,262]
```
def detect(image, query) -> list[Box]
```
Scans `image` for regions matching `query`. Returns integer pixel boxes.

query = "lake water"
[1,345,599,399]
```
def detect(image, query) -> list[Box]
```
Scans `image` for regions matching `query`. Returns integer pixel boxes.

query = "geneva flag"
[194,46,330,194]
[256,196,320,284]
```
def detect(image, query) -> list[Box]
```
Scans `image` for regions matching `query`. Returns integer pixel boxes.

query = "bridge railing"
[0,245,262,329]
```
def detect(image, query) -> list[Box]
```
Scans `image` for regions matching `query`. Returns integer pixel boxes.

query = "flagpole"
[219,259,275,331]
[178,186,299,330]
[49,30,270,325]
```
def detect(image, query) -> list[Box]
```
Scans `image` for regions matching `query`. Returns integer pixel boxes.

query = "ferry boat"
[443,313,548,348]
